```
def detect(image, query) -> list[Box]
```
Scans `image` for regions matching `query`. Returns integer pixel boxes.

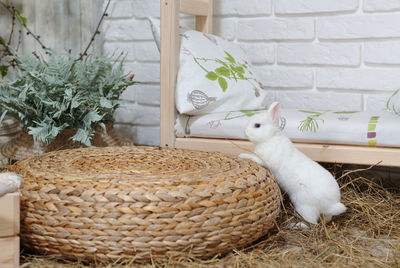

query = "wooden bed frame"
[160,0,400,167]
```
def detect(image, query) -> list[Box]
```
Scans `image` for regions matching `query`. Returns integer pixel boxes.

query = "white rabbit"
[0,172,23,197]
[240,102,346,224]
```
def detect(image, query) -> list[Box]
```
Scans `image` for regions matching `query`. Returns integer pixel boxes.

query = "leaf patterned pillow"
[176,30,268,115]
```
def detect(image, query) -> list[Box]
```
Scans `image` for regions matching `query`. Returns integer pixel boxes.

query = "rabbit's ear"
[267,102,281,122]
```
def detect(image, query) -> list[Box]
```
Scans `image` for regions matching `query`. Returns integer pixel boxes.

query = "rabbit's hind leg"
[324,215,332,223]
[295,204,319,224]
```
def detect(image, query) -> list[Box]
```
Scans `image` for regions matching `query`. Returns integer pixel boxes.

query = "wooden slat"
[176,137,252,155]
[0,236,19,268]
[21,0,37,55]
[160,0,213,147]
[0,193,19,238]
[65,0,82,56]
[195,0,213,33]
[34,0,63,51]
[175,137,400,167]
[295,142,400,167]
[79,0,104,54]
[180,0,210,16]
[21,0,102,57]
[160,0,180,147]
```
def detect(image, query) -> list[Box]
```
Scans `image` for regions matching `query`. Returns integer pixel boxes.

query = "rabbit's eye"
[254,123,261,128]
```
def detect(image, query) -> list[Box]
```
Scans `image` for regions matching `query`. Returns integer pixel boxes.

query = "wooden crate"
[0,236,19,268]
[0,193,20,268]
[0,193,19,238]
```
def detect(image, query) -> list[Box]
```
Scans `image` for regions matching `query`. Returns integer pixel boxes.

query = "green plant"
[298,110,326,132]
[0,51,135,146]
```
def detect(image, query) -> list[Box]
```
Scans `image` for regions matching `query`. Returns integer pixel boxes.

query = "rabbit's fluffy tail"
[326,202,347,216]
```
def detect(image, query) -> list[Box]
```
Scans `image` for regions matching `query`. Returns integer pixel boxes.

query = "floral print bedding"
[387,89,400,116]
[175,109,400,147]
[176,30,268,115]
[173,30,400,147]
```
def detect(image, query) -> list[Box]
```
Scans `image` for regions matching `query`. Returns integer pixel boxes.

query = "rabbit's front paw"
[239,153,252,159]
[239,153,264,166]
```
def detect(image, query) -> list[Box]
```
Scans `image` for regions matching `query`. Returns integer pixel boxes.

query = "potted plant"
[0,50,136,160]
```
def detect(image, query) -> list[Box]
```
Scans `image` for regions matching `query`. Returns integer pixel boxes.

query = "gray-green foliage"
[0,51,135,146]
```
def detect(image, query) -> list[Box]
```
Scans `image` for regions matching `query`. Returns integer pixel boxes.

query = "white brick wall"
[275,0,358,15]
[103,0,400,146]
[103,0,161,146]
[277,43,360,66]
[364,0,400,12]
[365,41,400,65]
[318,14,400,40]
[238,18,315,40]
[215,0,271,16]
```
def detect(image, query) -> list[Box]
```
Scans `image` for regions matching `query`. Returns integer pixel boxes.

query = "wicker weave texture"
[11,146,281,262]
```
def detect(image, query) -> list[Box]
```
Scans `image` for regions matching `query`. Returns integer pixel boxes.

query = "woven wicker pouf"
[10,146,281,262]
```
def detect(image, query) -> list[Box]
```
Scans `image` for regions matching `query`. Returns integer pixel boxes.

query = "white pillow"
[387,89,400,116]
[147,17,190,52]
[176,30,267,115]
[148,17,160,51]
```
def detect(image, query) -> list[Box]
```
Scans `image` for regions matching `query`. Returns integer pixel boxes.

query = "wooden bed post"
[180,0,213,33]
[160,0,213,147]
[160,0,179,147]
[194,0,213,34]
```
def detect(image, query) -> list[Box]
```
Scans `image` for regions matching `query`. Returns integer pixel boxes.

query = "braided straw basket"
[10,146,281,262]
[2,123,132,161]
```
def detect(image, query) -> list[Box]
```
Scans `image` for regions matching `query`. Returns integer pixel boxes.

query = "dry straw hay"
[20,163,400,268]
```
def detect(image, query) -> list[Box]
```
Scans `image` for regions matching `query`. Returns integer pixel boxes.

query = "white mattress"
[176,109,400,147]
